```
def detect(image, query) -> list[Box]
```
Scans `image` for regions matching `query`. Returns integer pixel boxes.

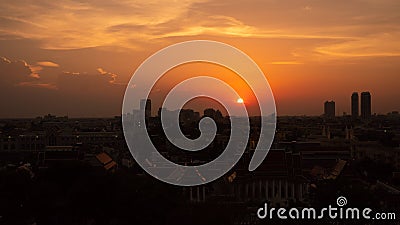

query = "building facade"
[324,101,335,118]
[361,92,371,119]
[351,92,359,118]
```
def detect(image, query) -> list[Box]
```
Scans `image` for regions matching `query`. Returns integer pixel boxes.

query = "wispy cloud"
[270,61,304,65]
[0,57,60,89]
[1,56,11,63]
[19,60,42,79]
[37,61,59,67]
[17,81,58,90]
[0,0,377,51]
[0,0,210,49]
[0,0,399,60]
[97,68,118,84]
[315,33,400,57]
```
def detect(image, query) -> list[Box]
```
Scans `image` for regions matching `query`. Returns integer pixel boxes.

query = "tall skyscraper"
[351,92,359,118]
[361,92,371,119]
[140,99,151,119]
[324,101,335,118]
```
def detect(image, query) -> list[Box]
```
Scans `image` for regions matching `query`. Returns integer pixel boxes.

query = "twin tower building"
[324,92,371,119]
[351,92,371,119]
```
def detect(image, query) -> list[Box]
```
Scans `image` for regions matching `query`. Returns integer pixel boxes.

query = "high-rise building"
[140,99,151,119]
[351,92,359,118]
[361,92,371,119]
[324,101,335,118]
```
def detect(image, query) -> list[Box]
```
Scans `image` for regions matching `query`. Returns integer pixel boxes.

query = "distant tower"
[324,101,335,118]
[361,92,371,119]
[351,92,359,118]
[140,99,151,119]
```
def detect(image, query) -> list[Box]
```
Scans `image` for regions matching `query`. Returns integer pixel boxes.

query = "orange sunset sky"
[0,0,399,117]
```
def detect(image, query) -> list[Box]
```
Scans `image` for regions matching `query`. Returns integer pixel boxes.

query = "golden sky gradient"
[0,0,399,117]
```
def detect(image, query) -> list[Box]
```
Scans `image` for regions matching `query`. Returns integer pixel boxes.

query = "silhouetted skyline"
[0,1,399,117]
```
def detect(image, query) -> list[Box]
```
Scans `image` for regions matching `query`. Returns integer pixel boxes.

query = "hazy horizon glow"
[0,0,399,117]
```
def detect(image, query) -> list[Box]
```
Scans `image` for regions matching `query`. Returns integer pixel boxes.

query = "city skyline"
[1,89,398,118]
[0,1,399,117]
[1,2,399,224]
[139,90,378,118]
[14,90,389,119]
